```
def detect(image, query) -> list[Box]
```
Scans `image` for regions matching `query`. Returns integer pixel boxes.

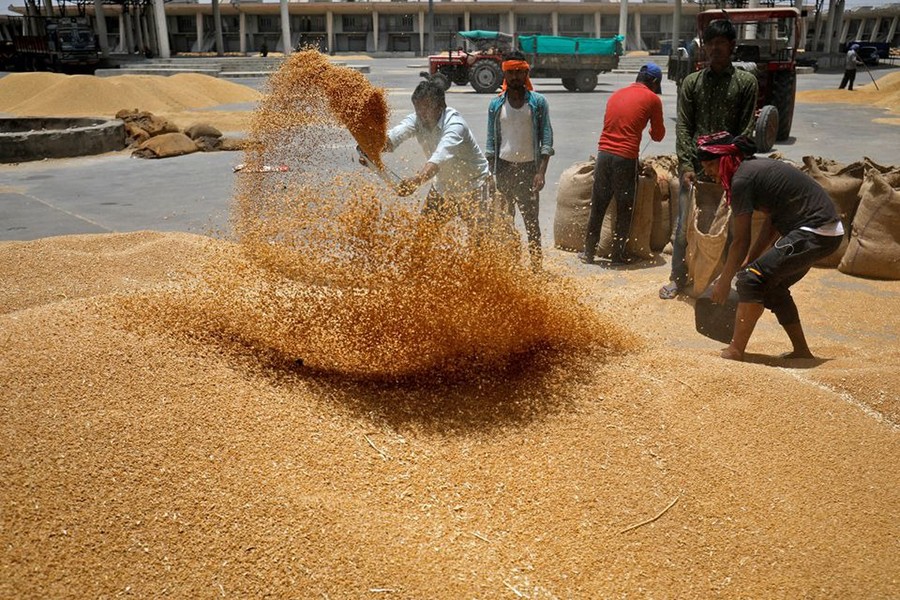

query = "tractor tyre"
[451,68,469,86]
[432,72,451,91]
[771,70,796,141]
[575,70,598,92]
[754,105,779,153]
[469,60,503,94]
[561,77,577,92]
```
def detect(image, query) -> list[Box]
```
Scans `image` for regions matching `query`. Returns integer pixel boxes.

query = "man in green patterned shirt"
[660,19,759,300]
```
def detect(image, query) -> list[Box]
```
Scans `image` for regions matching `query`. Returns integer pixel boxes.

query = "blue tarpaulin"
[518,34,623,55]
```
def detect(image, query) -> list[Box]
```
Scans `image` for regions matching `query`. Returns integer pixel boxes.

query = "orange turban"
[500,59,534,92]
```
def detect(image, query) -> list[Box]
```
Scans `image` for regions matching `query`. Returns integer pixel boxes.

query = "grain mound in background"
[121,49,633,381]
[0,72,261,116]
[796,71,900,118]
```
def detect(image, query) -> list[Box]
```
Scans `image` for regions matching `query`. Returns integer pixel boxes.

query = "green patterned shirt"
[676,65,758,175]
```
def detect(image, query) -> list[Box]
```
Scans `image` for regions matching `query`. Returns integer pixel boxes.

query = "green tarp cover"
[459,30,501,40]
[518,34,623,55]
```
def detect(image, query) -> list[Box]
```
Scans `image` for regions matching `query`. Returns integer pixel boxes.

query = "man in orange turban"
[485,51,554,270]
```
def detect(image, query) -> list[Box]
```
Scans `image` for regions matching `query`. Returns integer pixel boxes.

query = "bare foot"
[720,346,744,361]
[779,350,815,359]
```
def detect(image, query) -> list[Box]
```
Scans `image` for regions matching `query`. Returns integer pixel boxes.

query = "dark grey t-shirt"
[731,157,839,235]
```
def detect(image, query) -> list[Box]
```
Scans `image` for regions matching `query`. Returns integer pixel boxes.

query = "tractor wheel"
[754,105,779,153]
[771,70,796,141]
[432,72,451,91]
[561,77,577,92]
[469,60,503,94]
[451,69,469,86]
[575,70,598,92]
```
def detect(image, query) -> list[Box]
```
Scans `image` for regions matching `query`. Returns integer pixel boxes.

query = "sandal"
[659,281,682,300]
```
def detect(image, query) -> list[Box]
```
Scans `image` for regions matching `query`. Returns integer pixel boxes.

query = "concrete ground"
[1,58,898,242]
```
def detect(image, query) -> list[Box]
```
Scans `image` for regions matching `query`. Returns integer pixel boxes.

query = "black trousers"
[736,229,842,326]
[839,69,857,90]
[496,158,541,266]
[584,151,637,260]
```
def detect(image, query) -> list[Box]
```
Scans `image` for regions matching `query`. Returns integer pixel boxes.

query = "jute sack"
[625,174,656,259]
[838,170,900,280]
[685,181,729,296]
[132,132,199,159]
[802,156,865,267]
[183,123,222,140]
[642,155,677,252]
[553,159,595,251]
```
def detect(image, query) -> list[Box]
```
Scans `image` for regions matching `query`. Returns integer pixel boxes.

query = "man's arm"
[534,95,554,192]
[485,99,498,162]
[711,211,752,303]
[649,95,666,142]
[744,212,778,266]
[737,74,760,138]
[386,113,418,152]
[675,77,697,180]
[397,162,439,197]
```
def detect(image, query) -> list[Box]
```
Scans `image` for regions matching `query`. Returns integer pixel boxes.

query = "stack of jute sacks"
[554,154,900,284]
[116,109,246,159]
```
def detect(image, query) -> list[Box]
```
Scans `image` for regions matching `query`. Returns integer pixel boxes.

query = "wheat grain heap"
[1,51,898,599]
[120,49,627,380]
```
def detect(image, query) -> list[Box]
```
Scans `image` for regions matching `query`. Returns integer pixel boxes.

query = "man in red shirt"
[579,63,666,265]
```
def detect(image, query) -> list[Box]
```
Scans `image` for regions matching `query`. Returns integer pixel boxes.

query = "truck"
[668,7,800,152]
[0,15,99,73]
[424,30,622,94]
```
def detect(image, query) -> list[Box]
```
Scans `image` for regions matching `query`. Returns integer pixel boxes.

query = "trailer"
[425,31,622,94]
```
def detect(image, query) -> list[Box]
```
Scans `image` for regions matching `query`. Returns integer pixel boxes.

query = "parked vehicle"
[668,7,801,152]
[424,30,622,94]
[1,15,99,72]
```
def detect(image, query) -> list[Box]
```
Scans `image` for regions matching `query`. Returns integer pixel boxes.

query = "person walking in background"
[579,63,666,265]
[379,79,493,229]
[698,132,844,362]
[659,19,758,299]
[485,50,554,270]
[839,44,862,90]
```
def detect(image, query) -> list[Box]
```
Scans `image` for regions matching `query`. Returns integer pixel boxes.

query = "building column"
[508,11,515,37]
[123,10,134,53]
[280,0,291,55]
[869,17,881,42]
[594,12,602,37]
[633,9,641,50]
[854,18,866,41]
[672,0,682,49]
[796,0,808,49]
[618,0,628,45]
[887,16,898,46]
[195,11,203,52]
[747,0,760,39]
[839,18,851,45]
[823,0,837,53]
[551,11,558,36]
[93,0,109,56]
[239,11,246,54]
[464,11,470,32]
[326,10,333,54]
[372,11,379,52]
[418,10,425,56]
[117,13,125,52]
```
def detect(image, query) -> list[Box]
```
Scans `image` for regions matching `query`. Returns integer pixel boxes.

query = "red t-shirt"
[598,83,666,159]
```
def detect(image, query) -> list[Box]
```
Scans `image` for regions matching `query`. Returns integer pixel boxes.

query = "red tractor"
[669,7,800,152]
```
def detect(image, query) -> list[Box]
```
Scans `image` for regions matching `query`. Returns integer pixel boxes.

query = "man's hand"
[710,275,731,305]
[396,178,418,197]
[532,172,545,193]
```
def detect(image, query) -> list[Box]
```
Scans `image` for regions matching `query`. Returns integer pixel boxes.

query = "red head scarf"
[696,132,756,204]
[500,59,533,93]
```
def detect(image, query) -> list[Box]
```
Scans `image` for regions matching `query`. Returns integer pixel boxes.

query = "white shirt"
[498,101,535,163]
[387,106,490,196]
